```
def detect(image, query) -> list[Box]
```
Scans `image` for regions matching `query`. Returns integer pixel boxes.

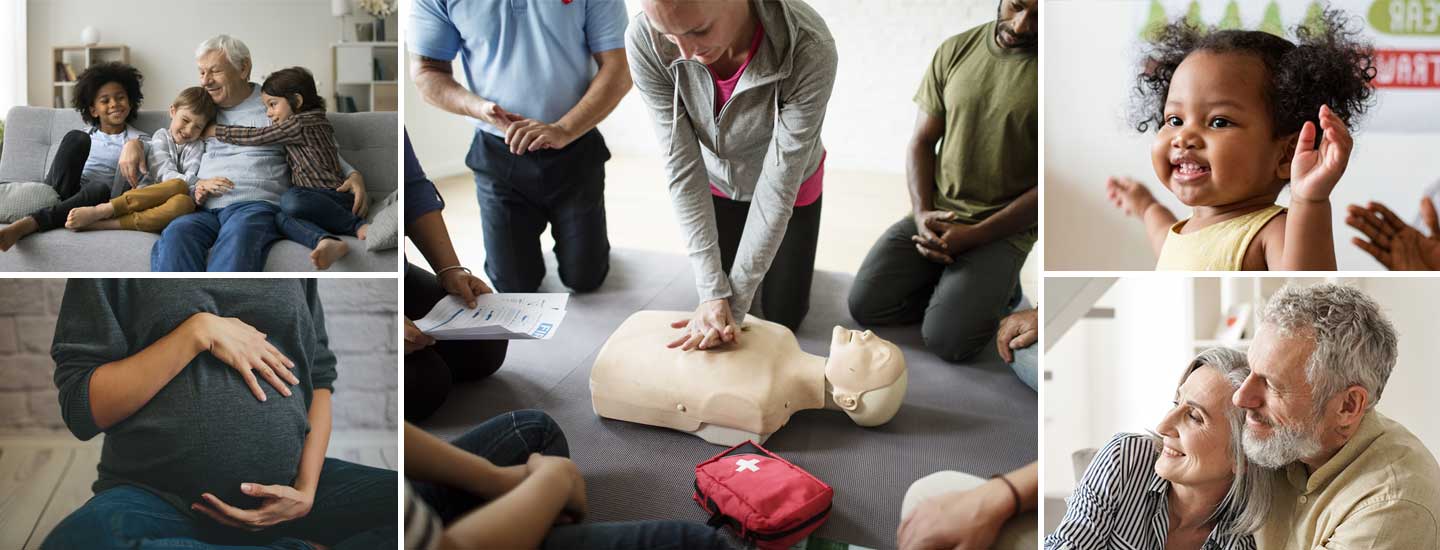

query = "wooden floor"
[0,434,396,549]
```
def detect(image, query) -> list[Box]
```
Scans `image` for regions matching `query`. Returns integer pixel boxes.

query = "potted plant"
[359,0,395,42]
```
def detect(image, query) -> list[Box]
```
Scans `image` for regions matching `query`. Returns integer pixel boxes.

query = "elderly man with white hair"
[118,35,364,271]
[1238,283,1440,548]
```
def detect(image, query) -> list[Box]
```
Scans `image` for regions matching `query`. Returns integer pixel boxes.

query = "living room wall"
[26,0,393,116]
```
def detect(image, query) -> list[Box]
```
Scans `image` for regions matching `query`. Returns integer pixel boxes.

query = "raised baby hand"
[1289,104,1352,203]
[1105,176,1158,218]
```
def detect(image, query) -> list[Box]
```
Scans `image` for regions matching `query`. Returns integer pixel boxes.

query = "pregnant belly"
[102,364,309,509]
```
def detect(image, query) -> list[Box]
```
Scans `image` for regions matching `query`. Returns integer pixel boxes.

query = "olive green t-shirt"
[915,21,1038,253]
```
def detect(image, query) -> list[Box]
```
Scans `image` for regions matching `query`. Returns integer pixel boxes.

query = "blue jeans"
[276,188,365,248]
[411,410,730,550]
[151,201,283,272]
[41,458,396,550]
[1011,344,1037,391]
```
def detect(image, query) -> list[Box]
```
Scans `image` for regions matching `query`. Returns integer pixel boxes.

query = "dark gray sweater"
[52,279,338,513]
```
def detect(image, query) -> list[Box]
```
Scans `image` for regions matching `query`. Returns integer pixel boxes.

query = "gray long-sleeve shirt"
[52,279,338,514]
[627,0,837,320]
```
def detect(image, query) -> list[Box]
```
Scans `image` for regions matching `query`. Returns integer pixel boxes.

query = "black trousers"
[469,129,611,293]
[404,262,509,423]
[848,216,1026,362]
[713,194,822,330]
[29,129,113,231]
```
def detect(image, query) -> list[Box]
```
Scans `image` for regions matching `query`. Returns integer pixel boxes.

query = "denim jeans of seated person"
[151,200,283,272]
[280,187,366,237]
[410,409,734,550]
[40,458,397,550]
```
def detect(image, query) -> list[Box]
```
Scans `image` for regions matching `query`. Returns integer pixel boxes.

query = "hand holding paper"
[414,293,569,340]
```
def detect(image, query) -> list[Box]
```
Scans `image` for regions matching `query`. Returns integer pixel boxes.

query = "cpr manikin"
[590,311,908,445]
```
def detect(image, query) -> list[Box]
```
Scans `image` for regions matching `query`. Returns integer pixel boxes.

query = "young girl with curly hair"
[1105,7,1376,270]
[0,62,148,251]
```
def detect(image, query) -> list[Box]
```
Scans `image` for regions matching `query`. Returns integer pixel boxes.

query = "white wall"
[1043,276,1192,496]
[404,0,1002,178]
[1,1,26,113]
[26,0,393,119]
[1044,1,1440,270]
[1044,277,1440,496]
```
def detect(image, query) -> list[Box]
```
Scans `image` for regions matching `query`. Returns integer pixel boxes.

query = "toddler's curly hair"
[1131,7,1376,139]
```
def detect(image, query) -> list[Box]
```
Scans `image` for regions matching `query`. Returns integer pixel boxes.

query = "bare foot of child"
[311,238,349,270]
[356,223,369,240]
[66,203,114,230]
[0,217,39,251]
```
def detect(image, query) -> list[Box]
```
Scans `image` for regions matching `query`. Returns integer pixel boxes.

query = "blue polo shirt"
[409,0,629,137]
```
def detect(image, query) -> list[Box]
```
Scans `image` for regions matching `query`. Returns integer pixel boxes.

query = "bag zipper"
[693,481,833,541]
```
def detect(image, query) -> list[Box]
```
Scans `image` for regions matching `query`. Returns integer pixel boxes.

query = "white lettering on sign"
[735,458,760,472]
[1373,50,1440,88]
[1389,0,1440,34]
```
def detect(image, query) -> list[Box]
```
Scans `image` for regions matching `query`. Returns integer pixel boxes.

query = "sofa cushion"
[365,191,398,252]
[0,105,397,272]
[0,181,59,223]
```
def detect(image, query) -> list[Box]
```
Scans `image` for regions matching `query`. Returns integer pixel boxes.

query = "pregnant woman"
[40,279,395,549]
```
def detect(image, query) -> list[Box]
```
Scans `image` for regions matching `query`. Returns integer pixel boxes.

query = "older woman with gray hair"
[1045,348,1267,549]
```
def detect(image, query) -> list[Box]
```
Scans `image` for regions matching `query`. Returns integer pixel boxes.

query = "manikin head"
[825,326,907,427]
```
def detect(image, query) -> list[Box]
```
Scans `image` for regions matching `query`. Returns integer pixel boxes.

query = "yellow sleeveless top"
[1155,204,1285,271]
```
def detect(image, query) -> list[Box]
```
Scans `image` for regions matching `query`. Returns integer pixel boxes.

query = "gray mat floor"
[416,248,1037,549]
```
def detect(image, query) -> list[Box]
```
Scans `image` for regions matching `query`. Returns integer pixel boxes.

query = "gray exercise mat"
[418,248,1037,548]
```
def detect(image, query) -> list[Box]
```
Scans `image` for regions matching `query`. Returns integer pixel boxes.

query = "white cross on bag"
[735,458,760,472]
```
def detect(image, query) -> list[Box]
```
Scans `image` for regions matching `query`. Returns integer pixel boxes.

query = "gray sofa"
[0,106,397,272]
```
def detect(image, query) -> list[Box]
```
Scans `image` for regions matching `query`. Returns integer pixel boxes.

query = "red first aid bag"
[693,440,833,549]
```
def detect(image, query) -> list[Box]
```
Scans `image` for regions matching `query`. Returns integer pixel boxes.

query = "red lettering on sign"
[1373,50,1440,89]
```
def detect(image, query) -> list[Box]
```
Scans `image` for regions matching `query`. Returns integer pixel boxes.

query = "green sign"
[1368,0,1440,35]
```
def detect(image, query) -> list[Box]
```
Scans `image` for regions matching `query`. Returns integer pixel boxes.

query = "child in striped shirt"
[204,67,370,270]
[65,87,215,233]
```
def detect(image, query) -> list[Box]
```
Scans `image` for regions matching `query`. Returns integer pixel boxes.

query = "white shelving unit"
[1184,277,1352,353]
[51,45,129,108]
[332,42,397,112]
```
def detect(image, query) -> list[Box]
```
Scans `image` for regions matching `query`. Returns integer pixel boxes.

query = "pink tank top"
[707,22,823,207]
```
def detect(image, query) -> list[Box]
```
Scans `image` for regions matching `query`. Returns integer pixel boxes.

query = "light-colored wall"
[1044,0,1440,270]
[26,0,395,121]
[404,0,1001,178]
[1044,277,1440,498]
[0,279,397,435]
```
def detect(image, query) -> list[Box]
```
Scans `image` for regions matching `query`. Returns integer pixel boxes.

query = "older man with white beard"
[1236,283,1440,549]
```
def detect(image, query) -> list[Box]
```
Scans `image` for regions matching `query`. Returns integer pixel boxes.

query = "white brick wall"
[0,279,398,434]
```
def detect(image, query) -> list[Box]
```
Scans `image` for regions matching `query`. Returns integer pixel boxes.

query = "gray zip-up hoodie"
[627,0,837,321]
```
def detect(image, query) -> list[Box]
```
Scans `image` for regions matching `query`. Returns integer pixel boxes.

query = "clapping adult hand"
[187,312,299,401]
[192,483,313,531]
[1346,199,1440,270]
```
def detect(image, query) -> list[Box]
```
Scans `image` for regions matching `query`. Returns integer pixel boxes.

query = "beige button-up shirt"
[1257,411,1440,549]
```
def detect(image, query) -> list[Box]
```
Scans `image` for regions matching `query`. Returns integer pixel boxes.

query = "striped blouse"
[405,482,443,550]
[1045,433,1256,550]
[215,110,344,190]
